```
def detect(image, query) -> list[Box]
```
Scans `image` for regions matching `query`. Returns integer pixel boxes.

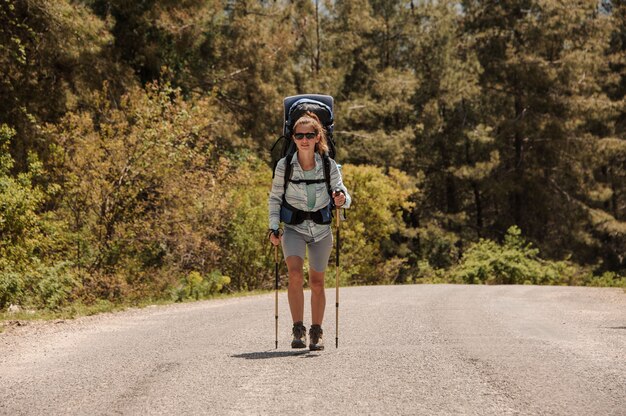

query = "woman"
[268,112,351,351]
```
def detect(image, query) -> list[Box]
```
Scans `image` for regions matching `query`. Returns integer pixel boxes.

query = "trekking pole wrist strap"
[268,229,283,239]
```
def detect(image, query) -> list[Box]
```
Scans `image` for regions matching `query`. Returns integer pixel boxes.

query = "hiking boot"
[291,321,307,348]
[309,325,324,351]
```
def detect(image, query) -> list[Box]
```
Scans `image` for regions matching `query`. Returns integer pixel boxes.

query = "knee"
[309,273,325,292]
[289,270,304,287]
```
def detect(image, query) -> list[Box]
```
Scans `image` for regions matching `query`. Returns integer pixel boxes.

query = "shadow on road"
[231,350,319,359]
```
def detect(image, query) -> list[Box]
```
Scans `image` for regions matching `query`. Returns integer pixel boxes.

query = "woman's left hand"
[333,190,346,207]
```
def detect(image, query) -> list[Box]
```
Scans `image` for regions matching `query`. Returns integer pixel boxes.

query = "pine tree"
[412,0,496,243]
[596,0,626,271]
[212,0,298,147]
[462,0,620,264]
[0,0,124,170]
[322,0,420,166]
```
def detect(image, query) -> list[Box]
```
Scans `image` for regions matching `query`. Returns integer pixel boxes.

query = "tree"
[462,0,620,265]
[46,83,236,299]
[411,0,495,242]
[0,0,126,170]
[212,0,299,147]
[322,0,422,168]
[595,0,626,272]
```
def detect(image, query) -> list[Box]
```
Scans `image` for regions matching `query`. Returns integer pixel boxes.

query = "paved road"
[1,285,624,416]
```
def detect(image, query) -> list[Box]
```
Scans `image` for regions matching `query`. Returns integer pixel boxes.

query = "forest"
[1,0,625,312]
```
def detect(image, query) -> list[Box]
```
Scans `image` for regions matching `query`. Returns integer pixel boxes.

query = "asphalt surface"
[1,285,624,416]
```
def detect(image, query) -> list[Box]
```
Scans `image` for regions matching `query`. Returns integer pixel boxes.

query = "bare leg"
[285,256,304,323]
[309,268,326,325]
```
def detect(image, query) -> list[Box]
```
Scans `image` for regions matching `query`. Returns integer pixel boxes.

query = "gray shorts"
[281,227,333,272]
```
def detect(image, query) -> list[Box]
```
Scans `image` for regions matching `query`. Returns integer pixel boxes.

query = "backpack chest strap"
[289,179,326,185]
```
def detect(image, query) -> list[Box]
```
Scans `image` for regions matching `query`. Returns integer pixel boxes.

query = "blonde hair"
[293,112,329,155]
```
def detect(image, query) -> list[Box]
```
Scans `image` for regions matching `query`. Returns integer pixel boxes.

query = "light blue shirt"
[269,152,351,242]
[302,169,317,210]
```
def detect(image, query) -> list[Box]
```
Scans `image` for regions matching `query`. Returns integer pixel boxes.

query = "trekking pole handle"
[268,229,283,247]
[269,228,282,238]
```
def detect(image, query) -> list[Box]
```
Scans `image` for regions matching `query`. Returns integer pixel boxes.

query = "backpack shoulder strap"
[270,136,286,179]
[323,154,332,198]
[283,152,294,195]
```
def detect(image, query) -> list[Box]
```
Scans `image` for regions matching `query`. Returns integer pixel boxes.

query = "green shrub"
[338,164,418,285]
[452,226,570,285]
[1,124,73,310]
[0,270,24,309]
[413,260,457,284]
[584,271,626,288]
[415,221,462,270]
[46,83,238,300]
[173,270,231,302]
[36,262,78,310]
[221,156,275,291]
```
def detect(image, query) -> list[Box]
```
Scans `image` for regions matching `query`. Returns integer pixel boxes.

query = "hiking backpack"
[270,94,336,195]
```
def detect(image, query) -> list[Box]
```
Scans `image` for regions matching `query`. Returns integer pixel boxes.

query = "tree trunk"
[513,94,524,226]
[315,0,321,74]
[472,181,483,236]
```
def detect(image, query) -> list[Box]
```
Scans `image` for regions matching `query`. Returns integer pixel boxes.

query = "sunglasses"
[293,132,318,140]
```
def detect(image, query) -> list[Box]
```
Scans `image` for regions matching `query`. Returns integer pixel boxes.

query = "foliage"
[583,271,626,288]
[0,271,23,309]
[221,156,276,291]
[452,226,576,285]
[412,260,452,284]
[339,164,418,285]
[35,262,78,310]
[461,0,623,266]
[46,82,237,302]
[173,270,231,302]
[414,220,463,270]
[2,0,626,312]
[0,124,73,309]
[0,0,128,169]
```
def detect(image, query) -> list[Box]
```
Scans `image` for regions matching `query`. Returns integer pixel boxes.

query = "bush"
[452,226,571,285]
[221,156,276,291]
[1,124,72,309]
[46,83,238,301]
[413,260,457,284]
[0,270,24,309]
[584,271,626,288]
[36,262,78,310]
[339,164,418,285]
[173,270,231,302]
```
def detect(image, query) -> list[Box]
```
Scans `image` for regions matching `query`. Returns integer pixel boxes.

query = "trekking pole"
[335,202,341,349]
[272,230,280,349]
